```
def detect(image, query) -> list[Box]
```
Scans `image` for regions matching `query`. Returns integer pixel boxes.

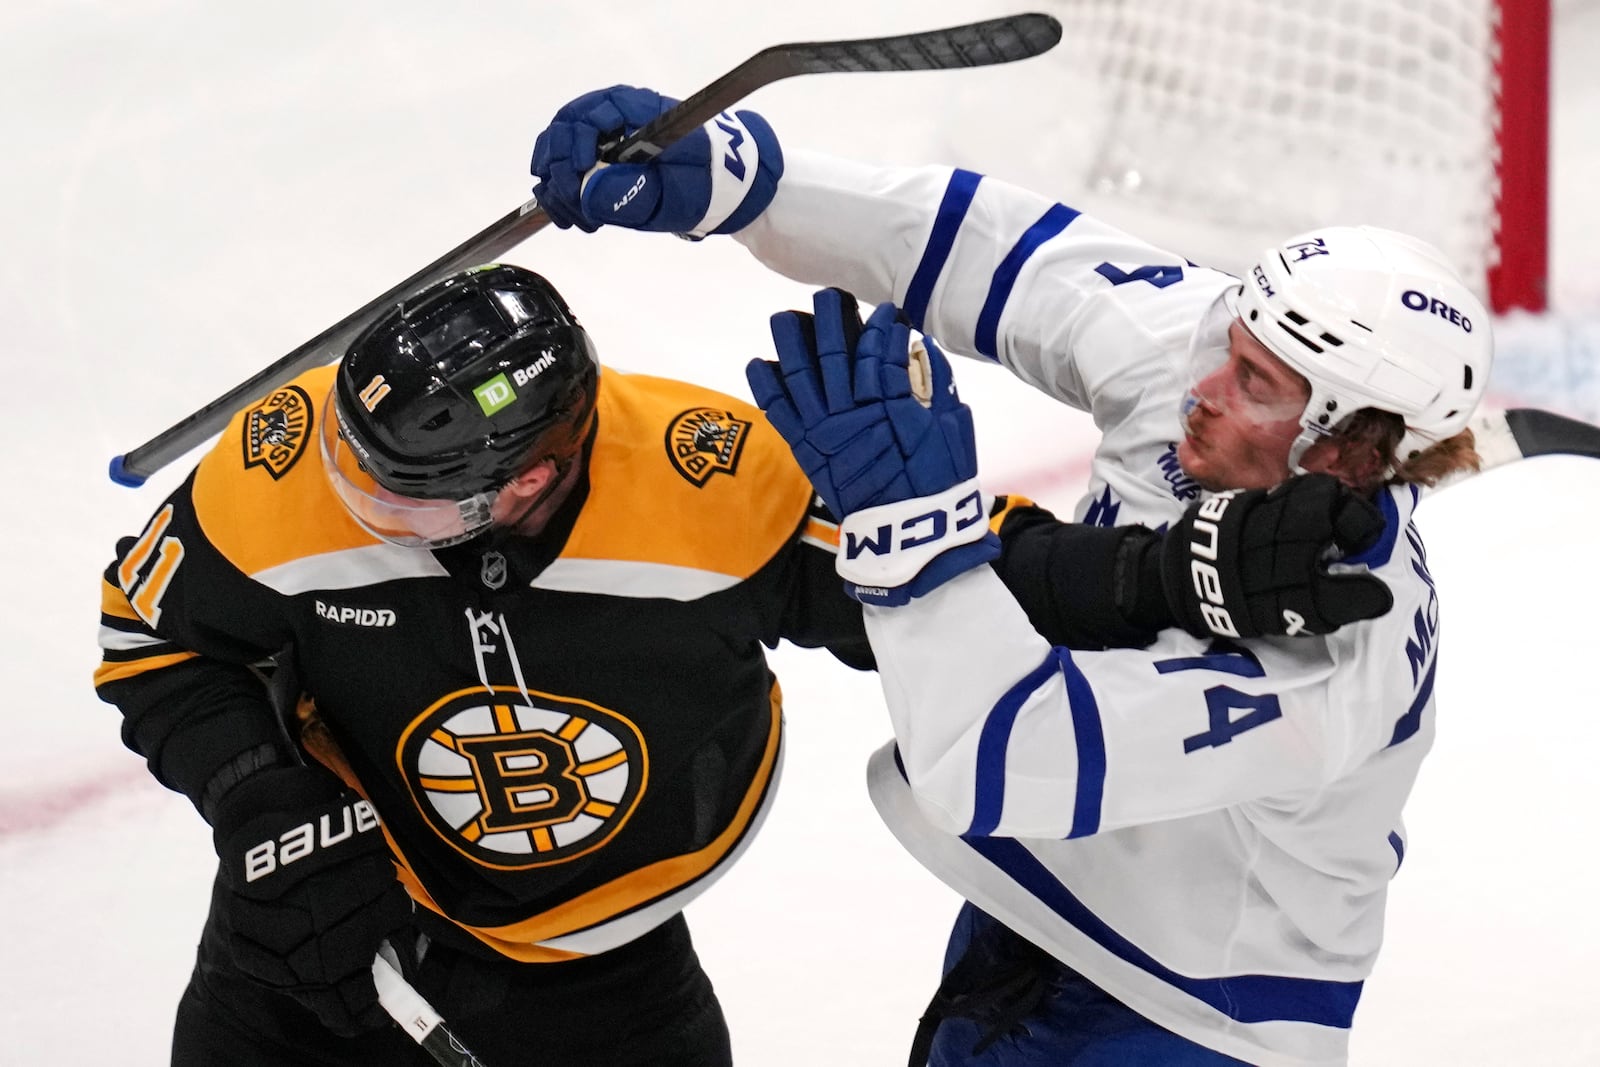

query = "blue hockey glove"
[530,84,783,236]
[747,289,1000,605]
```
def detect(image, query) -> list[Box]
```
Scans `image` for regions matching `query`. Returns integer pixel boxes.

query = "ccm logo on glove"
[244,798,380,883]
[1185,491,1241,638]
[844,490,986,559]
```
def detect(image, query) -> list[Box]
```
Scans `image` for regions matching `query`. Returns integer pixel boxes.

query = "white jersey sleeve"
[736,149,1237,421]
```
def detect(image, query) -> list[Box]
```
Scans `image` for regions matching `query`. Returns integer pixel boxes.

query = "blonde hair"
[1329,408,1481,492]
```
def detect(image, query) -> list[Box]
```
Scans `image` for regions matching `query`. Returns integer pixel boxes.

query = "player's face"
[1177,320,1312,491]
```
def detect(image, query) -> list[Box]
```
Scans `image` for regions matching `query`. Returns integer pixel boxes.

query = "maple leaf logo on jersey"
[666,407,750,486]
[397,686,647,871]
[242,385,312,480]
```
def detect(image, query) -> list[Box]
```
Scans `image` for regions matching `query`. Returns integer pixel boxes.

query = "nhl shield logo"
[243,385,313,480]
[666,407,750,486]
[480,550,508,591]
[397,686,648,870]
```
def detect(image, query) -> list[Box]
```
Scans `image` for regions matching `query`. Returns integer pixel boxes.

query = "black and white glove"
[1153,473,1394,639]
[211,766,413,1036]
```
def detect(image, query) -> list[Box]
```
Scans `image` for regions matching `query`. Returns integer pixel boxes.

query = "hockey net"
[945,0,1549,312]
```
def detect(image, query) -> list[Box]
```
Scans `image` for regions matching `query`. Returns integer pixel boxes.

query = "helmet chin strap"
[1286,426,1323,476]
[483,454,583,542]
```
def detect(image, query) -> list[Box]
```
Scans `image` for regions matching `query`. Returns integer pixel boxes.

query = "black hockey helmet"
[320,264,599,547]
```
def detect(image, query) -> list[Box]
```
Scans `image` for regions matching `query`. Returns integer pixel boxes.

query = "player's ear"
[501,458,557,499]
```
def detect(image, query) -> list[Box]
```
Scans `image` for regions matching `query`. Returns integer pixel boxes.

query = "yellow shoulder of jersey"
[190,365,814,583]
[569,371,813,579]
[190,364,375,577]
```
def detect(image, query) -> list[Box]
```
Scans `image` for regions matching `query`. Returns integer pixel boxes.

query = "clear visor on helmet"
[1179,285,1311,435]
[319,389,498,550]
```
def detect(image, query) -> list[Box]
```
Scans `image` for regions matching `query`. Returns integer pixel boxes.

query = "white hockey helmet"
[1232,225,1493,469]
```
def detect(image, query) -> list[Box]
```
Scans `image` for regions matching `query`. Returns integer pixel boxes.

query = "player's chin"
[1176,435,1227,492]
[1176,434,1207,476]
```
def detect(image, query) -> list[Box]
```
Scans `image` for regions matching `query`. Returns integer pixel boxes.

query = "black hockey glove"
[1151,473,1394,639]
[211,766,413,1037]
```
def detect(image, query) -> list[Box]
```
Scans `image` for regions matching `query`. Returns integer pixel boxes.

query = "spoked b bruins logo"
[243,385,312,480]
[398,686,647,870]
[666,407,751,486]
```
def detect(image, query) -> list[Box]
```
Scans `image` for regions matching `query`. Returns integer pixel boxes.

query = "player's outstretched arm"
[993,477,1393,650]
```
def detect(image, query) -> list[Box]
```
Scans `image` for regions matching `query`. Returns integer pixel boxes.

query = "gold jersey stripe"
[802,516,840,548]
[99,576,145,623]
[93,649,199,687]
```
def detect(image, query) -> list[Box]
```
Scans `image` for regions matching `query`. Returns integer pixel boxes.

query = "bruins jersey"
[97,364,872,962]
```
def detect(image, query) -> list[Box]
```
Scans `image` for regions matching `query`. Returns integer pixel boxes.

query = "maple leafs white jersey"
[738,152,1444,1066]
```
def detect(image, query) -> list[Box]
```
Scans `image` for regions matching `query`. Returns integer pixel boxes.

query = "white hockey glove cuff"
[835,478,1001,606]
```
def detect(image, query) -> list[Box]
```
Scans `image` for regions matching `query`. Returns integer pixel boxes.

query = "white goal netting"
[942,0,1507,301]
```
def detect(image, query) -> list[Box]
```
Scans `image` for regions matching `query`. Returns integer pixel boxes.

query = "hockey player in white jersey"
[528,88,1491,1066]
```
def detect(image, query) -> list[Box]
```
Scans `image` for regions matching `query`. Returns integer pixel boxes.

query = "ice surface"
[4,2,1596,1063]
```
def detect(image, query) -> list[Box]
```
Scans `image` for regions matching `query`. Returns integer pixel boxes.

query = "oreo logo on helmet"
[397,686,647,870]
[243,385,312,480]
[666,407,751,486]
[1400,289,1473,333]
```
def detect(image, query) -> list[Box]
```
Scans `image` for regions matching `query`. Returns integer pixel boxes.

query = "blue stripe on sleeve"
[1388,831,1406,870]
[967,653,1061,837]
[902,169,982,331]
[1059,648,1106,839]
[964,648,1107,840]
[974,203,1081,361]
[964,837,1365,1028]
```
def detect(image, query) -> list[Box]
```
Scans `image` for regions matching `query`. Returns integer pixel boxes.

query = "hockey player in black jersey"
[97,264,1391,1066]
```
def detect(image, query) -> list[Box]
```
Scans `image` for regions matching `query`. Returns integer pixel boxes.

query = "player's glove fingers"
[935,400,982,484]
[837,459,913,515]
[531,124,601,232]
[1328,490,1388,557]
[861,302,911,397]
[809,288,864,413]
[808,405,898,459]
[746,358,809,450]
[1312,572,1396,629]
[923,332,960,411]
[767,310,829,428]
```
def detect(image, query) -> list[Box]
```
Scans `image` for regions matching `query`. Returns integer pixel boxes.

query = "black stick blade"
[1505,408,1600,460]
[782,13,1064,75]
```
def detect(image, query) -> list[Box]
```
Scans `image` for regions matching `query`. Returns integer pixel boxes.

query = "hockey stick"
[1456,407,1600,482]
[107,12,1063,487]
[374,945,491,1067]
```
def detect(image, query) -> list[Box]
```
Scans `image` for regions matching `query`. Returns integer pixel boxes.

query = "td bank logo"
[474,374,516,415]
